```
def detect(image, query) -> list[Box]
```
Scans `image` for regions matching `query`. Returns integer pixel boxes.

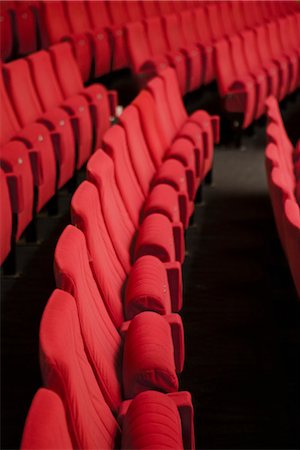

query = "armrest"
[164,261,182,313]
[125,255,173,320]
[173,221,185,264]
[144,182,188,227]
[211,115,220,143]
[122,311,179,399]
[29,149,44,186]
[7,173,24,213]
[164,313,185,373]
[120,391,186,450]
[155,157,195,201]
[108,90,119,118]
[118,391,195,450]
[135,213,176,263]
[167,391,195,450]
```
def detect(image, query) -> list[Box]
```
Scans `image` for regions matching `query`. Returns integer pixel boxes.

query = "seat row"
[0,0,197,75]
[1,1,298,86]
[0,41,117,268]
[126,1,299,95]
[265,97,300,299]
[215,12,300,129]
[20,68,219,449]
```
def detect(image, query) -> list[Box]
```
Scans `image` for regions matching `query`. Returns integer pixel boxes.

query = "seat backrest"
[0,7,13,61]
[0,141,34,239]
[125,1,144,21]
[229,34,249,80]
[241,29,261,75]
[54,226,123,413]
[230,1,246,33]
[193,7,213,45]
[158,0,175,15]
[106,0,129,26]
[27,50,64,112]
[219,1,236,37]
[71,181,126,329]
[49,42,83,98]
[39,289,120,448]
[14,1,37,56]
[205,3,225,42]
[179,10,198,46]
[21,388,73,450]
[0,69,20,145]
[119,105,156,197]
[132,90,168,169]
[63,0,91,34]
[158,67,187,130]
[87,150,135,273]
[0,168,12,265]
[214,38,235,95]
[162,13,186,51]
[125,21,151,73]
[254,24,272,65]
[266,21,283,59]
[144,17,168,56]
[140,0,160,18]
[3,59,42,126]
[102,125,145,228]
[39,1,71,46]
[146,76,177,144]
[85,0,112,29]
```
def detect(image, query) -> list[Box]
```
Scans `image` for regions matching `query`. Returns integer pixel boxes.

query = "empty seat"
[49,42,113,149]
[54,227,184,409]
[71,181,182,328]
[162,13,203,92]
[0,3,14,61]
[27,49,93,169]
[133,90,196,201]
[119,105,191,227]
[40,289,194,448]
[102,124,186,229]
[193,7,215,84]
[21,389,73,449]
[39,0,93,82]
[87,150,184,265]
[63,0,112,78]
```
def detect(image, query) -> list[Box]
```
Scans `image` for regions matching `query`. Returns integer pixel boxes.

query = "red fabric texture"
[123,311,179,399]
[21,389,73,449]
[122,391,184,450]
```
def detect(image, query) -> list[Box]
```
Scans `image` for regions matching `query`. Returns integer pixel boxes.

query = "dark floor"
[1,87,300,449]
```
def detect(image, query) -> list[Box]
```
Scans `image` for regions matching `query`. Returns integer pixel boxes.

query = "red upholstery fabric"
[125,255,172,319]
[49,42,112,148]
[122,391,184,450]
[123,311,178,398]
[71,181,182,325]
[21,389,73,450]
[39,289,120,449]
[87,150,181,266]
[54,225,182,412]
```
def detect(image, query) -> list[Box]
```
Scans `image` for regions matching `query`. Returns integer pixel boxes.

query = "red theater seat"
[49,42,114,149]
[71,181,182,328]
[21,389,73,450]
[40,289,194,448]
[87,150,184,265]
[54,228,184,407]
